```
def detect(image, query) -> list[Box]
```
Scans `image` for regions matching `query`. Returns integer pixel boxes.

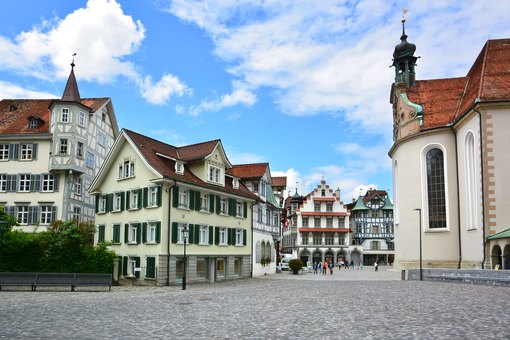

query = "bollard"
[401,269,406,280]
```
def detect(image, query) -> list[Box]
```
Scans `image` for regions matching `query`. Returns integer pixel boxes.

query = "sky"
[1,0,510,202]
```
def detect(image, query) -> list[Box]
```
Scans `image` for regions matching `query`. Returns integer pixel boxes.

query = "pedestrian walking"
[322,261,327,275]
[374,261,378,271]
[350,260,354,268]
[329,261,334,275]
[313,262,318,274]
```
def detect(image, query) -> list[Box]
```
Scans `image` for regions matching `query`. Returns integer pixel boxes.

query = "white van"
[280,257,291,271]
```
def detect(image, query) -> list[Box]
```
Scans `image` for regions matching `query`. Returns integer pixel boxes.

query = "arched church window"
[426,148,447,228]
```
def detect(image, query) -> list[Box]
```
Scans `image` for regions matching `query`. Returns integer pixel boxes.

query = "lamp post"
[414,208,423,281]
[181,225,189,290]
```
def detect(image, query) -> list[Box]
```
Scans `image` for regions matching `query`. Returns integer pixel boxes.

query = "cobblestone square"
[1,268,508,339]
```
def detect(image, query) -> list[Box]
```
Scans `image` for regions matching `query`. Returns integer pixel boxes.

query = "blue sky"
[1,0,510,201]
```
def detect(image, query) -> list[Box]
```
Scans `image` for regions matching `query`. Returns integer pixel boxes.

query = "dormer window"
[29,119,38,130]
[175,162,184,175]
[233,178,239,189]
[9,105,16,112]
[208,165,223,185]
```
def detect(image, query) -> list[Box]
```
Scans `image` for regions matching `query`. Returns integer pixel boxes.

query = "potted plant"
[288,259,303,275]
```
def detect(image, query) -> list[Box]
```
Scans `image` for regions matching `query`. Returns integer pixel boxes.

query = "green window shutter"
[227,227,232,245]
[135,257,141,278]
[118,256,123,278]
[122,256,128,276]
[195,191,201,211]
[173,186,179,208]
[146,257,156,279]
[188,224,194,244]
[208,226,213,245]
[95,196,99,213]
[136,224,141,244]
[189,190,195,210]
[157,185,162,207]
[156,222,161,243]
[125,191,130,210]
[32,143,38,160]
[124,224,129,243]
[243,202,247,218]
[194,225,200,244]
[120,192,125,211]
[138,188,143,209]
[231,228,236,245]
[98,225,105,242]
[142,222,147,243]
[228,199,235,216]
[106,194,113,212]
[209,194,215,213]
[113,225,120,243]
[172,222,178,243]
[216,196,220,214]
[143,187,148,208]
[215,227,219,245]
[243,229,247,246]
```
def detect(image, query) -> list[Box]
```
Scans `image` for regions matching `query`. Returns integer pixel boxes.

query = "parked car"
[280,257,290,271]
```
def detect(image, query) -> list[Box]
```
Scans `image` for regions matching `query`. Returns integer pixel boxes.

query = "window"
[148,186,160,207]
[19,174,30,192]
[98,225,105,242]
[86,151,94,168]
[220,197,227,214]
[17,205,29,224]
[0,144,8,160]
[97,132,108,147]
[216,258,225,277]
[72,176,82,199]
[236,201,243,217]
[147,222,159,243]
[314,217,321,227]
[302,233,309,245]
[98,196,107,213]
[177,223,189,243]
[78,111,86,127]
[196,257,208,279]
[465,132,477,230]
[372,225,379,234]
[257,207,263,223]
[338,235,345,245]
[29,119,38,129]
[260,181,266,197]
[20,144,33,160]
[72,206,81,222]
[0,174,6,192]
[128,224,140,244]
[326,202,333,212]
[325,233,334,245]
[146,257,156,279]
[59,139,68,155]
[113,192,123,211]
[218,227,227,245]
[208,165,222,184]
[314,203,321,212]
[178,188,189,208]
[426,148,447,229]
[125,256,139,278]
[200,193,209,212]
[372,241,380,250]
[175,162,184,175]
[112,224,121,243]
[302,217,309,227]
[118,159,135,179]
[266,210,271,224]
[61,108,69,123]
[129,189,140,210]
[77,142,84,158]
[338,217,345,228]
[199,225,209,244]
[326,218,333,227]
[235,228,243,245]
[233,178,239,189]
[40,206,55,225]
[313,233,322,245]
[234,257,241,276]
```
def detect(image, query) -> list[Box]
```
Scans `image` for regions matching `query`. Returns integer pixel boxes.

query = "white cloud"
[0,81,57,99]
[0,0,189,105]
[226,150,266,165]
[139,74,191,105]
[187,87,256,116]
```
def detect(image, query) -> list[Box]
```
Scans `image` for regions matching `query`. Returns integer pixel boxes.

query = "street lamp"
[181,225,189,290]
[414,208,423,281]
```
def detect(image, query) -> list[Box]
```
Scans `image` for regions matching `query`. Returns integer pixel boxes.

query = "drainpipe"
[250,201,258,278]
[453,128,462,269]
[473,107,486,269]
[167,181,177,286]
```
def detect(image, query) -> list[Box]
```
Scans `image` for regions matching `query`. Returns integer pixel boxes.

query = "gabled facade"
[347,189,394,265]
[389,18,510,270]
[89,129,257,285]
[229,163,283,276]
[0,63,119,231]
[281,180,355,265]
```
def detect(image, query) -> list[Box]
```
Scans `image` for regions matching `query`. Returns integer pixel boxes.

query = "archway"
[325,250,334,264]
[504,244,510,270]
[300,250,311,267]
[336,251,346,265]
[351,251,361,265]
[491,245,502,269]
[313,250,322,264]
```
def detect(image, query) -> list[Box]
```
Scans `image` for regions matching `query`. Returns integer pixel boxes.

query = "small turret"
[61,54,81,102]
[391,12,418,86]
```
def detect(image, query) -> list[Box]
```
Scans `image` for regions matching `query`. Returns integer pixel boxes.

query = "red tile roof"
[0,98,110,135]
[407,38,510,129]
[124,129,258,201]
[229,163,269,179]
[271,176,287,187]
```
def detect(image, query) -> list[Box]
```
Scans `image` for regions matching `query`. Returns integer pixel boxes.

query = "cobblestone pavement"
[1,267,508,339]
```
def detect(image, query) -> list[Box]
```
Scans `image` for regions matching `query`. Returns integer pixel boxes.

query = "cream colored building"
[389,20,510,270]
[89,129,257,285]
[0,63,118,231]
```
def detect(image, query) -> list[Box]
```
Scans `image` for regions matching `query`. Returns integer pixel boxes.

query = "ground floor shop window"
[216,258,226,277]
[234,257,241,276]
[197,257,208,279]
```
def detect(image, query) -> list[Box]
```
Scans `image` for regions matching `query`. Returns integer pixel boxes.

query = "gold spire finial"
[402,9,408,23]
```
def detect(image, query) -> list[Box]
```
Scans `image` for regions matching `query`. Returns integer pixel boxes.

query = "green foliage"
[260,257,271,266]
[0,218,115,273]
[288,259,303,272]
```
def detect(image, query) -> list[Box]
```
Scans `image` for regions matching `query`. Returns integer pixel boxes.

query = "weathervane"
[402,8,408,23]
[71,53,77,67]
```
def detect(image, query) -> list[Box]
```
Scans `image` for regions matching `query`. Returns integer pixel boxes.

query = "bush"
[288,259,303,272]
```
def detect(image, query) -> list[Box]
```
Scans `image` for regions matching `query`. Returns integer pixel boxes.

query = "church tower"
[391,14,418,86]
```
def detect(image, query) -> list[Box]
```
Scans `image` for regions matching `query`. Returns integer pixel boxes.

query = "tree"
[0,205,17,265]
